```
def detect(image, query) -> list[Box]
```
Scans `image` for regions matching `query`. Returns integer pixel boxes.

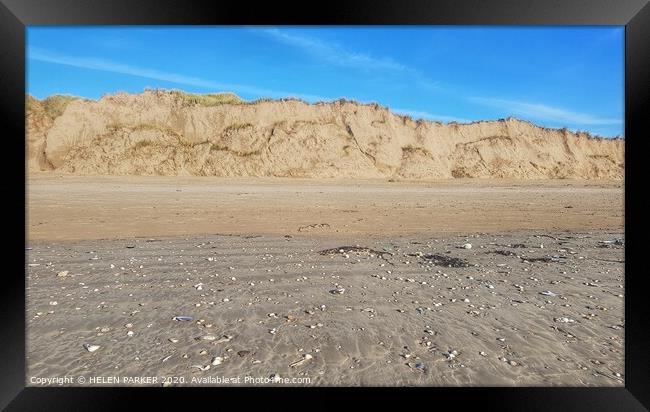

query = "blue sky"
[27,26,624,137]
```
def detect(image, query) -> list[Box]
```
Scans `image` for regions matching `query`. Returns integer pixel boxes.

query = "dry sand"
[26,176,624,386]
[27,175,623,241]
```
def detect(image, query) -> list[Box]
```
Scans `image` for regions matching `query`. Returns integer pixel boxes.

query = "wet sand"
[25,176,624,386]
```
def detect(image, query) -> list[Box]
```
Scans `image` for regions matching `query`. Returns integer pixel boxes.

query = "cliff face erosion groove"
[26,90,624,179]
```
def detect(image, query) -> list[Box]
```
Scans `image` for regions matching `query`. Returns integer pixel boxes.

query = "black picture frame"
[2,0,648,409]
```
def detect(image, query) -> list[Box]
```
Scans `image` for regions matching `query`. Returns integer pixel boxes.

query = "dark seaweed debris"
[487,250,565,263]
[522,255,566,263]
[319,246,395,265]
[319,246,392,258]
[597,239,624,248]
[419,253,470,268]
[488,250,518,257]
[494,243,527,249]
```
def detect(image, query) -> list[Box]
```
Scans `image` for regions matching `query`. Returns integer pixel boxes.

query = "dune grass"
[27,94,79,120]
[168,90,244,107]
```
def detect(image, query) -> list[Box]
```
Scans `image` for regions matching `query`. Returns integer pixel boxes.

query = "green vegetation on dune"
[26,94,41,112]
[168,90,245,107]
[26,94,80,120]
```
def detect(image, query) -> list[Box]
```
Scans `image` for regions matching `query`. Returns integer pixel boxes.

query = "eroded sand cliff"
[27,90,624,179]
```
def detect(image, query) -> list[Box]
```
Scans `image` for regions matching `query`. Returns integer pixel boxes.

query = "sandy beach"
[26,176,624,386]
[22,24,628,391]
[26,175,623,241]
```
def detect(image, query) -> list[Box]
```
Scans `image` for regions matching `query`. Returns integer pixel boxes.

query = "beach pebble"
[83,344,100,353]
[289,353,313,367]
[216,335,233,343]
[408,362,426,372]
[462,243,472,249]
[198,334,217,341]
[56,271,69,277]
[172,316,193,321]
[211,356,223,366]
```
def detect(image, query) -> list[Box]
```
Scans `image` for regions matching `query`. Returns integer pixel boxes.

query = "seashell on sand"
[83,344,100,353]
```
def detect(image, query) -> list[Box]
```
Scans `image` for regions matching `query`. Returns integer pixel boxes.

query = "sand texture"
[26,177,624,386]
[27,91,623,179]
[27,175,623,242]
[26,231,624,386]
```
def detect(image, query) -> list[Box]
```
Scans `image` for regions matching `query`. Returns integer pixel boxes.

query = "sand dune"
[27,90,623,179]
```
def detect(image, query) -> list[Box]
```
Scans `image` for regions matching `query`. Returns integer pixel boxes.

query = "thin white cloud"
[28,46,332,102]
[469,97,622,126]
[251,28,443,91]
[27,46,452,122]
[253,28,408,72]
[392,108,470,123]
